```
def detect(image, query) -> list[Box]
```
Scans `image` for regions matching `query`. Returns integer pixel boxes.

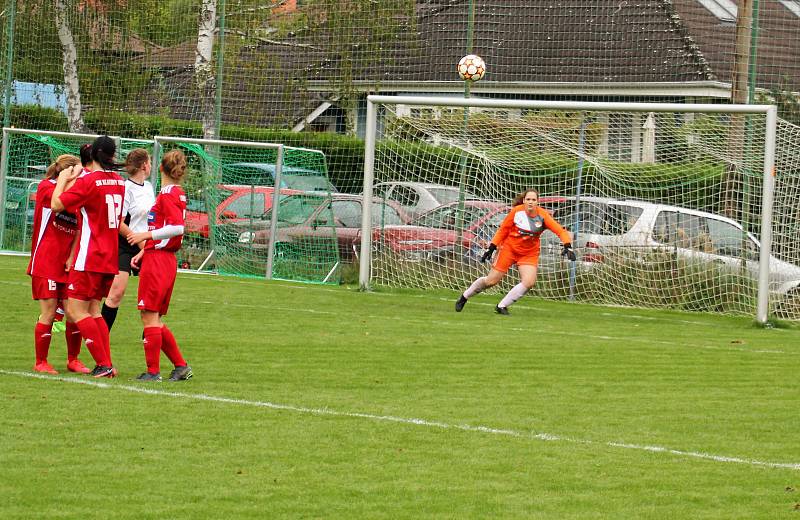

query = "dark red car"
[185,184,300,238]
[232,193,411,261]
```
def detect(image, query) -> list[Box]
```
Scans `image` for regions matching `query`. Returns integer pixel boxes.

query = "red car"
[185,184,300,238]
[232,193,412,261]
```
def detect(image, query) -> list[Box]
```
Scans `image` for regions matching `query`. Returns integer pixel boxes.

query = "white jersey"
[122,178,156,232]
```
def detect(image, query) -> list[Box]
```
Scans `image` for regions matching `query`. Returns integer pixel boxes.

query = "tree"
[195,0,217,140]
[54,0,85,131]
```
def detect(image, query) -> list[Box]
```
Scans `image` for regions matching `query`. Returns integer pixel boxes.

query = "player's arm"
[127,195,184,245]
[51,165,82,213]
[542,210,576,260]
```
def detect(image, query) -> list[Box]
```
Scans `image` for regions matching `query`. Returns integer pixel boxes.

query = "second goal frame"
[359,95,778,324]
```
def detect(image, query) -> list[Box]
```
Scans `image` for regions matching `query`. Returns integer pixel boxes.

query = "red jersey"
[491,205,572,255]
[58,170,126,274]
[145,184,187,252]
[27,179,78,283]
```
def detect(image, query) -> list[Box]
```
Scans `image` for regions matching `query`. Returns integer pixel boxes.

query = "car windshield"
[187,188,233,212]
[282,174,334,193]
[426,187,471,205]
[546,200,643,236]
[266,194,328,225]
[412,204,494,230]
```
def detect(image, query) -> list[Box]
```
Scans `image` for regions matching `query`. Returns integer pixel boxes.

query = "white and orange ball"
[457,54,486,82]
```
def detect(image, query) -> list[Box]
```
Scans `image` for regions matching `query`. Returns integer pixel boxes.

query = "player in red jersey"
[128,150,192,382]
[455,188,576,315]
[27,155,91,374]
[51,136,126,378]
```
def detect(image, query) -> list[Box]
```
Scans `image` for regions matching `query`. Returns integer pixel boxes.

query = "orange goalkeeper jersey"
[491,205,572,255]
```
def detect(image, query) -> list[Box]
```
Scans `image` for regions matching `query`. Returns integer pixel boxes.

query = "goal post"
[360,95,778,323]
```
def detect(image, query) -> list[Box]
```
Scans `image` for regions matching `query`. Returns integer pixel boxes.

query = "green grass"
[1,253,799,519]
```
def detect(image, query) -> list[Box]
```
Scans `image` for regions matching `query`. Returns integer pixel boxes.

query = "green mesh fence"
[153,137,339,283]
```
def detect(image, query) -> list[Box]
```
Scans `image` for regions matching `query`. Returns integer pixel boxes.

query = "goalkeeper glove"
[480,243,497,263]
[561,242,577,261]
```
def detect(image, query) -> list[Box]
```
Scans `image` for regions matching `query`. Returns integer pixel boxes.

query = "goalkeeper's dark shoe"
[168,365,193,381]
[455,295,468,312]
[135,372,162,382]
[495,305,510,315]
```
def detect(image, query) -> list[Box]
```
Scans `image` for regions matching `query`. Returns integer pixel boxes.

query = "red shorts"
[31,276,68,301]
[493,245,540,273]
[137,250,177,316]
[67,270,115,301]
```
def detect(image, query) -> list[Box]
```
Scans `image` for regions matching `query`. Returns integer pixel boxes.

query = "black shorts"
[118,241,141,275]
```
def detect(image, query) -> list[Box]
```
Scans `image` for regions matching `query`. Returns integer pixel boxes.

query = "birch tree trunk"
[195,0,218,140]
[54,0,85,132]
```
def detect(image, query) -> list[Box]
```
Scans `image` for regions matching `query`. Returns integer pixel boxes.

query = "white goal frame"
[359,95,778,324]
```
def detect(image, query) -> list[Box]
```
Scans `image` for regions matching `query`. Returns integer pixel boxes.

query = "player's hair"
[90,135,119,171]
[45,154,79,180]
[124,148,150,176]
[513,188,539,206]
[161,150,188,182]
[79,143,92,167]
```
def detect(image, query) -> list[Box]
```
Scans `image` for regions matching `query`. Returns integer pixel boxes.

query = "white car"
[541,197,800,296]
[373,182,477,219]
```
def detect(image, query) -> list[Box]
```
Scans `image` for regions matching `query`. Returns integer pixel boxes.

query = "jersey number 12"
[105,194,123,229]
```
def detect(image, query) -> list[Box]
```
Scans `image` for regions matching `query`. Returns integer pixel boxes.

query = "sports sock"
[65,321,82,361]
[160,325,186,367]
[34,322,53,364]
[100,303,118,331]
[75,317,105,365]
[463,276,488,298]
[497,282,529,309]
[143,327,163,374]
[94,317,112,366]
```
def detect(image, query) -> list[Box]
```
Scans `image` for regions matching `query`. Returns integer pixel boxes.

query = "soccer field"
[1,254,799,519]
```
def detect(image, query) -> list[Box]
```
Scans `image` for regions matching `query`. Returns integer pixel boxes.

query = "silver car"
[373,182,477,219]
[542,197,800,296]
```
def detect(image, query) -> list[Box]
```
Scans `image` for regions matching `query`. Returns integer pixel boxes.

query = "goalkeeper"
[455,188,575,315]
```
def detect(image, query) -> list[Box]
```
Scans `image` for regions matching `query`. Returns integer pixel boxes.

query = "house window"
[696,0,737,23]
[779,0,800,17]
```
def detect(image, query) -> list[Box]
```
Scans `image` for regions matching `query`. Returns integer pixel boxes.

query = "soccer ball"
[457,54,486,82]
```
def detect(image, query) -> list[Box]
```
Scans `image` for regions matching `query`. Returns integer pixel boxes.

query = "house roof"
[132,1,800,129]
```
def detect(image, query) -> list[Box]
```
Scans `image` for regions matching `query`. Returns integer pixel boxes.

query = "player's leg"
[139,310,164,380]
[456,248,513,311]
[496,262,539,314]
[101,271,129,331]
[33,297,59,374]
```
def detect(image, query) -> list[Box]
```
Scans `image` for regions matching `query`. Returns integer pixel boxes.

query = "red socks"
[34,322,52,364]
[143,327,163,374]
[94,317,112,366]
[160,326,186,367]
[65,321,82,361]
[75,317,108,366]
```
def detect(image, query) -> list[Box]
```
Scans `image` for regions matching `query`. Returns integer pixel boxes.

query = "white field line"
[2,369,799,472]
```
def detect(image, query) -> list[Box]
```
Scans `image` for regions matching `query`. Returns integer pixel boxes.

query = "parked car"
[185,184,302,239]
[544,196,800,296]
[233,193,411,261]
[377,199,510,261]
[373,181,477,219]
[224,162,337,193]
[377,197,571,263]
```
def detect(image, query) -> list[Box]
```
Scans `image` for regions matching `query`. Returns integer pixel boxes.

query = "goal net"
[361,96,789,322]
[0,130,340,284]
